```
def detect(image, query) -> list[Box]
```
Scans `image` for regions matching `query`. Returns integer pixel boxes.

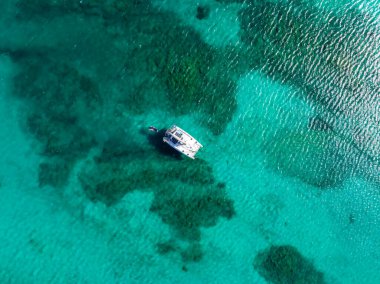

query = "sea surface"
[0,0,379,283]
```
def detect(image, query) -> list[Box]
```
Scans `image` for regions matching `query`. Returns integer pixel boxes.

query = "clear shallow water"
[0,0,379,283]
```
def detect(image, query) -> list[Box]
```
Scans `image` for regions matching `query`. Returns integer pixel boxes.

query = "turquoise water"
[0,0,379,283]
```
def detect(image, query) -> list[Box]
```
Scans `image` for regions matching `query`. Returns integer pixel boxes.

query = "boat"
[163,125,203,159]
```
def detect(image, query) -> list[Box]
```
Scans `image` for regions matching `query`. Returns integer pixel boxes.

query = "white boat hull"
[163,125,203,159]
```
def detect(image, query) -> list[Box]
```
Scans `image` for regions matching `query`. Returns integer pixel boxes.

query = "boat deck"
[163,125,203,159]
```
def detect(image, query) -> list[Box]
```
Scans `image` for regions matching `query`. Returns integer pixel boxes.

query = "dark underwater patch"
[125,17,238,135]
[254,245,326,284]
[79,143,235,232]
[15,0,238,135]
[308,116,332,132]
[38,159,72,188]
[9,0,239,185]
[180,243,203,262]
[156,240,178,255]
[15,0,105,20]
[238,0,379,131]
[238,0,377,98]
[238,1,380,186]
[11,53,99,187]
[156,240,204,263]
[28,238,46,255]
[150,185,235,241]
[196,5,210,20]
[79,141,235,261]
[263,130,347,188]
[9,0,236,263]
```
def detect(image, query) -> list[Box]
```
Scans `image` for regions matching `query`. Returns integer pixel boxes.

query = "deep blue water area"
[0,0,379,283]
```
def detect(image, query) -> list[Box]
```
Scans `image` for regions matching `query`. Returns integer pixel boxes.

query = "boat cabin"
[163,125,203,159]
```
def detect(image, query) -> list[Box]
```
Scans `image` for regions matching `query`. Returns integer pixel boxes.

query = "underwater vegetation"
[58,0,237,135]
[79,137,234,224]
[6,0,237,262]
[14,0,238,134]
[196,5,210,20]
[161,34,237,135]
[254,245,325,284]
[11,52,99,187]
[156,240,204,263]
[238,0,380,186]
[121,13,238,135]
[8,0,239,181]
[79,139,235,259]
[38,160,73,188]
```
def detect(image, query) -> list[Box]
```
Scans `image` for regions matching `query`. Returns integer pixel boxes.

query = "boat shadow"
[142,128,183,160]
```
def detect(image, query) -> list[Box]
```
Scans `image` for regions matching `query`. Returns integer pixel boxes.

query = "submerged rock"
[196,5,210,20]
[254,245,326,284]
[156,240,178,255]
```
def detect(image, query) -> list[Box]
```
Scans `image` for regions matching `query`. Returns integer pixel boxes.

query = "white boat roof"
[163,125,203,159]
